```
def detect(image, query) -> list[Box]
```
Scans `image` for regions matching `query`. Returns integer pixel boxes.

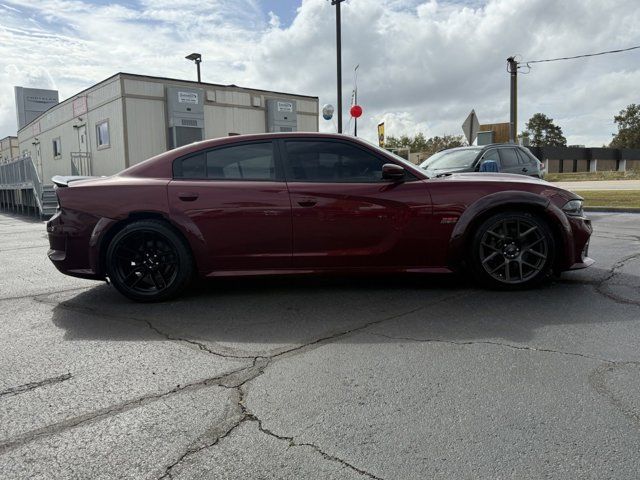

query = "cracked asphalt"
[0,211,639,479]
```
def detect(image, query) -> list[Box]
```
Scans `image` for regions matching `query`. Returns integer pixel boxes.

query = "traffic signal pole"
[507,56,518,143]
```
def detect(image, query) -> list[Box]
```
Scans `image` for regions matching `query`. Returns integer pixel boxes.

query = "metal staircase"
[0,156,58,218]
[41,185,58,216]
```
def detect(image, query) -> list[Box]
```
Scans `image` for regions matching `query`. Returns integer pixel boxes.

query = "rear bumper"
[46,210,106,280]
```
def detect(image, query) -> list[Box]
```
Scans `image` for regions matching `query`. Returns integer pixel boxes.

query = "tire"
[106,219,193,302]
[469,211,555,289]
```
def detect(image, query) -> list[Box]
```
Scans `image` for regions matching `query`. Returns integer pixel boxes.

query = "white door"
[72,124,91,176]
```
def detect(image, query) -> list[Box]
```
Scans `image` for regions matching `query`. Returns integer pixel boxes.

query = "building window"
[96,120,110,149]
[53,138,62,159]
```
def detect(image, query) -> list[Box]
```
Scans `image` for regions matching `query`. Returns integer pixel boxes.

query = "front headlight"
[562,199,584,217]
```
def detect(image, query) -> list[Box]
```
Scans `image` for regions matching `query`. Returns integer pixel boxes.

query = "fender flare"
[446,190,573,268]
[89,211,211,277]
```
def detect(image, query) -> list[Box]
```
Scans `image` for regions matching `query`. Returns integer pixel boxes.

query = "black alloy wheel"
[471,212,555,288]
[106,220,193,302]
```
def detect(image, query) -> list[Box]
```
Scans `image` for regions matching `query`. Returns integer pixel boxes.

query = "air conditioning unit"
[266,99,297,132]
[166,86,205,148]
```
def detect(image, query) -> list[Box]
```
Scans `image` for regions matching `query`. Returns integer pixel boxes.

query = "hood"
[434,172,581,201]
[438,172,547,184]
[424,166,469,175]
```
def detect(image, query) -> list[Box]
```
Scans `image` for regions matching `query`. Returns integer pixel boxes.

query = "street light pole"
[185,53,202,83]
[507,56,518,143]
[332,0,345,134]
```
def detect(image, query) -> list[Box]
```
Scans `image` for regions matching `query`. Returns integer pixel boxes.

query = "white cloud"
[0,0,639,147]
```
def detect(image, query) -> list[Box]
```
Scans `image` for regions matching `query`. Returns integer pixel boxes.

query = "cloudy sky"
[0,0,639,146]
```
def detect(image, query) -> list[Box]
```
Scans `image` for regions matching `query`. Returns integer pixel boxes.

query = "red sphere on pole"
[350,105,363,118]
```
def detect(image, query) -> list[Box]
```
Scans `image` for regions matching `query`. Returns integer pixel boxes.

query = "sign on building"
[178,91,199,104]
[72,96,88,117]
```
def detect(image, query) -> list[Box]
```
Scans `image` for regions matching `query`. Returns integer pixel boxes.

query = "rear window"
[519,148,539,164]
[173,142,275,180]
[499,148,519,167]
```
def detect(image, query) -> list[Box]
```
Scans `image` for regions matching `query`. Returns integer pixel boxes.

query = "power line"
[523,45,640,65]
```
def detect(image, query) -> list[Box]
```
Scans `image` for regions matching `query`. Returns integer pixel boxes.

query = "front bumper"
[565,215,594,270]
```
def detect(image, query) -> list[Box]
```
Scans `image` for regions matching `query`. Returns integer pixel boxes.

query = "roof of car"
[447,143,521,151]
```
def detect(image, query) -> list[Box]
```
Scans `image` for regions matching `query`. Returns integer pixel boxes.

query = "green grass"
[577,190,640,209]
[546,170,640,182]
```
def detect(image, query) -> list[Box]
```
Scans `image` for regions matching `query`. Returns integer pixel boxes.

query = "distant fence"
[526,146,640,173]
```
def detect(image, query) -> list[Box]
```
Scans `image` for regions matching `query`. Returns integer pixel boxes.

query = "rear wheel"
[106,220,193,302]
[470,211,555,289]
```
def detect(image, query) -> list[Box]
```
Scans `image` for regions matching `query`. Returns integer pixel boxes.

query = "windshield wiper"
[435,172,453,178]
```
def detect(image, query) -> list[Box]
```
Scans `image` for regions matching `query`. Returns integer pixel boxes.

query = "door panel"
[281,139,433,269]
[168,141,292,272]
[168,181,292,271]
[288,181,432,268]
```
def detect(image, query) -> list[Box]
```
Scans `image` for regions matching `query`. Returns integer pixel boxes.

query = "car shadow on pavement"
[48,265,640,355]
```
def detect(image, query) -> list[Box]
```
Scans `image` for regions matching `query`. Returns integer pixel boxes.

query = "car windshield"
[357,137,420,170]
[420,148,482,170]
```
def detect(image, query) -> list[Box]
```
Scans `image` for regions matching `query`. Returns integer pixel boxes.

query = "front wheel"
[470,212,555,289]
[106,220,193,302]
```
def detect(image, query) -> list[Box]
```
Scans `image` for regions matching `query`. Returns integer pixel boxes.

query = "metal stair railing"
[0,155,47,216]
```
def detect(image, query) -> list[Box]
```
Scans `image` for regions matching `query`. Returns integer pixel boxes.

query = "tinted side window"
[499,148,519,167]
[481,149,499,162]
[207,143,274,180]
[519,148,539,164]
[173,142,275,180]
[175,153,206,178]
[285,141,386,183]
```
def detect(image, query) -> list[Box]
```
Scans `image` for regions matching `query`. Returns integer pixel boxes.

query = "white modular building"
[0,136,19,164]
[16,72,319,184]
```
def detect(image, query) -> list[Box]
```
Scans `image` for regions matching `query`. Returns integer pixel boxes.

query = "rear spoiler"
[51,175,98,187]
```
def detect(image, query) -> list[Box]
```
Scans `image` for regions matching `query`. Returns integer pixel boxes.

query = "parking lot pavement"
[0,211,639,479]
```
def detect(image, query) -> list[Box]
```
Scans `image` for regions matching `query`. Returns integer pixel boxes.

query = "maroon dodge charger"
[47,133,593,301]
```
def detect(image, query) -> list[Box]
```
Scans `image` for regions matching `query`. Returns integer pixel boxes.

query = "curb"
[584,207,640,213]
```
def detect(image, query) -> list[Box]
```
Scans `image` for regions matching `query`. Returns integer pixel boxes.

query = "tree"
[520,113,566,147]
[385,133,465,157]
[610,104,640,148]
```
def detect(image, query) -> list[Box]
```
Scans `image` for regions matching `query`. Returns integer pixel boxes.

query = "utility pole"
[507,56,518,143]
[332,0,345,133]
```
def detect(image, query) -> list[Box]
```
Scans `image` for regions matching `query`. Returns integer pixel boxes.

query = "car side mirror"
[382,163,405,181]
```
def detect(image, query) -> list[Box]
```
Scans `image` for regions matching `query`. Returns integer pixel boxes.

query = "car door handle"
[522,168,528,172]
[178,192,199,202]
[297,198,317,207]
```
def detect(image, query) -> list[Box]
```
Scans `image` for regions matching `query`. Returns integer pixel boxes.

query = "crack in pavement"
[154,292,475,479]
[0,360,258,454]
[0,373,72,399]
[368,332,615,364]
[34,297,257,360]
[242,387,385,480]
[594,252,640,307]
[0,286,93,303]
[157,382,384,480]
[0,292,469,457]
